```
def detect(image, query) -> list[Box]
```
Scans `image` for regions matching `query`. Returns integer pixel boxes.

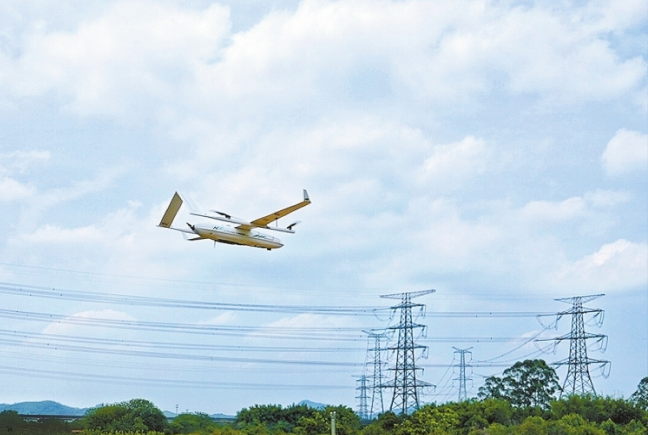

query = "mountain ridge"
[0,400,89,416]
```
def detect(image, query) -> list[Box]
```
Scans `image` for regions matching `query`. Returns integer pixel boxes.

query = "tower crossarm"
[380,289,436,300]
[386,344,428,351]
[552,357,610,366]
[556,307,603,317]
[536,332,607,343]
[555,294,604,305]
[387,322,427,330]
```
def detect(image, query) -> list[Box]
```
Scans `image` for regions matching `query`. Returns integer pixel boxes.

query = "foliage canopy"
[477,359,561,409]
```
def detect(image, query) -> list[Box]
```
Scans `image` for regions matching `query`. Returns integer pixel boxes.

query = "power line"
[0,282,387,316]
[0,335,363,366]
[0,363,353,390]
[0,308,368,340]
[0,308,553,343]
[0,328,363,353]
[0,282,552,317]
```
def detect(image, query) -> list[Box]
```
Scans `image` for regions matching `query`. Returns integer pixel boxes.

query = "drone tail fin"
[158,192,183,228]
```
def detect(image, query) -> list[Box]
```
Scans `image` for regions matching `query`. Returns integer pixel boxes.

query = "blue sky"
[0,0,646,415]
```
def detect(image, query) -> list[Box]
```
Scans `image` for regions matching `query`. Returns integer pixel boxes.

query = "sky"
[0,0,646,416]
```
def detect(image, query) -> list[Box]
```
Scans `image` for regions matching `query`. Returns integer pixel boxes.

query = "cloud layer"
[0,0,645,414]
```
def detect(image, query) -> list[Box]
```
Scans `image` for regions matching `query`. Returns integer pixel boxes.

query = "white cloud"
[553,239,648,292]
[35,167,124,209]
[519,197,587,223]
[0,0,645,410]
[19,223,105,245]
[1,0,644,128]
[5,1,230,119]
[422,136,490,187]
[0,150,50,175]
[264,313,350,329]
[198,312,237,326]
[0,151,48,200]
[583,189,632,207]
[0,177,35,200]
[42,309,136,335]
[601,128,648,176]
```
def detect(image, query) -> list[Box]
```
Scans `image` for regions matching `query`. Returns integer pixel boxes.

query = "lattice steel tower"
[380,290,435,414]
[355,375,369,420]
[539,294,610,397]
[453,347,472,402]
[363,330,387,418]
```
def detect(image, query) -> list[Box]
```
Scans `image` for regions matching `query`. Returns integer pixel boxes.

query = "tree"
[360,412,403,435]
[550,394,645,425]
[126,398,167,432]
[170,412,217,434]
[395,405,459,435]
[630,377,648,410]
[236,404,318,434]
[478,359,561,409]
[293,405,359,435]
[0,411,26,434]
[83,398,167,432]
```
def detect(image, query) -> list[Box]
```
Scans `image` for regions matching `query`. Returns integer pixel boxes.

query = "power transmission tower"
[355,375,369,420]
[380,289,435,415]
[453,347,472,402]
[363,330,387,418]
[537,294,610,397]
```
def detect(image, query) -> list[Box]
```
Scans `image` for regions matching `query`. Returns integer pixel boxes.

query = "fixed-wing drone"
[158,190,311,250]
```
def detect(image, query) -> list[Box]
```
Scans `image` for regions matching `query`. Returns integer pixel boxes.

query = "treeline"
[1,361,646,435]
[0,410,81,434]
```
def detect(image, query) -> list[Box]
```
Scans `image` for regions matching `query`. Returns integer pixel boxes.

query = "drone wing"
[238,189,311,230]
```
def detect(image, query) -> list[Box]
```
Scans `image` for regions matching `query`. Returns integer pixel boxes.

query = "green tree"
[550,394,645,425]
[293,405,359,435]
[127,398,167,432]
[236,404,318,434]
[360,411,403,435]
[323,406,361,435]
[395,405,459,435]
[294,411,327,435]
[478,359,561,409]
[83,398,167,432]
[630,377,648,410]
[170,412,216,434]
[441,398,514,432]
[0,410,26,434]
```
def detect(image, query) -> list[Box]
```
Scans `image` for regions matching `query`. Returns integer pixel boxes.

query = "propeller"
[210,210,232,219]
[287,221,301,230]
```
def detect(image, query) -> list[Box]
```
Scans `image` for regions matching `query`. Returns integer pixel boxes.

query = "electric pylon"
[453,347,473,402]
[355,375,369,420]
[537,294,610,397]
[363,330,387,418]
[380,289,435,415]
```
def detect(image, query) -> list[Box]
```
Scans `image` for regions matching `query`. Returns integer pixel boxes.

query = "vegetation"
[630,377,648,410]
[477,359,561,409]
[0,409,81,434]
[83,399,167,433]
[3,365,647,435]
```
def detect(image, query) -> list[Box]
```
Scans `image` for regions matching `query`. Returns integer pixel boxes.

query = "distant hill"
[297,400,327,410]
[0,401,88,416]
